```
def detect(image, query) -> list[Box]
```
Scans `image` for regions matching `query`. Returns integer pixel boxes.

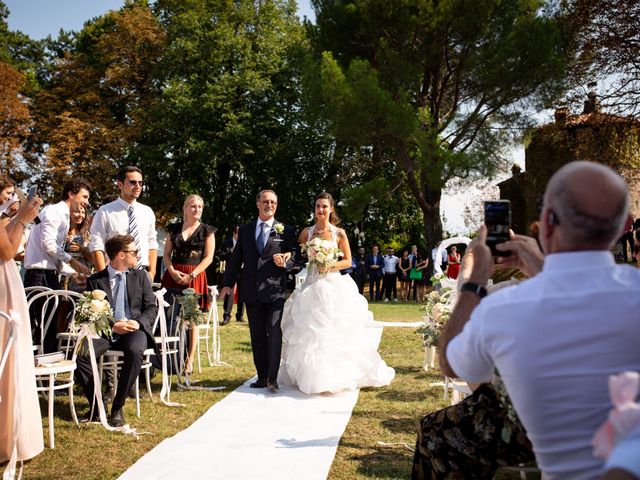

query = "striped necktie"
[127,205,143,269]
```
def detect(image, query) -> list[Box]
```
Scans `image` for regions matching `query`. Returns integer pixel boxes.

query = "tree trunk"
[420,186,443,256]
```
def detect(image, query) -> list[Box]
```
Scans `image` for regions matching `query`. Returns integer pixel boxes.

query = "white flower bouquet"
[301,236,343,272]
[71,290,114,351]
[416,288,454,348]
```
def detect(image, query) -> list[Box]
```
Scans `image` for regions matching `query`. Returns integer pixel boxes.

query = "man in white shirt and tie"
[90,166,158,281]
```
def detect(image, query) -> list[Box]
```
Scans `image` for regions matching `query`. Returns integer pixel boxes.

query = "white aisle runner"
[119,325,397,480]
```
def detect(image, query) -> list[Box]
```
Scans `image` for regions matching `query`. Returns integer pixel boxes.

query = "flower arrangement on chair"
[71,290,113,352]
[177,288,206,327]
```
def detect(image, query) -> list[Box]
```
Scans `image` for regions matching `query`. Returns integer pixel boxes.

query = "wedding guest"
[365,245,383,301]
[219,225,244,325]
[0,192,44,468]
[0,174,19,225]
[438,161,640,479]
[446,245,461,279]
[75,234,158,427]
[397,249,412,301]
[381,247,399,302]
[350,245,367,295]
[160,194,216,374]
[90,166,158,280]
[61,205,92,291]
[413,251,429,302]
[23,177,92,351]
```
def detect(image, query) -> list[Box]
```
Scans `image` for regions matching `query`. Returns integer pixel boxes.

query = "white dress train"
[278,226,395,395]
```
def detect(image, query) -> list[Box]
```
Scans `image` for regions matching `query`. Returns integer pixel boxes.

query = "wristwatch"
[460,282,488,298]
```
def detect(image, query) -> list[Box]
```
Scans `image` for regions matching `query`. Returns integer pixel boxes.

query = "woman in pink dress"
[0,192,44,467]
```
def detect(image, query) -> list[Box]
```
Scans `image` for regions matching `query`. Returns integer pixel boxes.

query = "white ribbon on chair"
[3,310,22,480]
[153,289,184,407]
[176,286,225,391]
[208,285,230,367]
[76,325,150,437]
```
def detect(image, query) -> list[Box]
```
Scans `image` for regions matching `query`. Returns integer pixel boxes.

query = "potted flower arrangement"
[177,288,206,327]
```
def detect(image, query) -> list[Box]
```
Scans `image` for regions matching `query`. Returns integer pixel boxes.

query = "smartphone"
[484,200,511,256]
[27,185,38,201]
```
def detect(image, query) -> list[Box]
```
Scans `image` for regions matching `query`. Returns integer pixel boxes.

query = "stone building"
[498,95,640,234]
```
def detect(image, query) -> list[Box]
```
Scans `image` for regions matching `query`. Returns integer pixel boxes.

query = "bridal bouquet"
[302,237,343,271]
[71,290,114,350]
[177,288,206,327]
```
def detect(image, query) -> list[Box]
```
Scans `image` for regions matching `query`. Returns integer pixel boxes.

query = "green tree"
[308,0,571,251]
[27,1,166,200]
[135,0,334,234]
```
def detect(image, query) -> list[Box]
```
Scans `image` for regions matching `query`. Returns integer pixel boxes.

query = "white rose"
[92,290,107,300]
[316,252,326,263]
[90,299,105,313]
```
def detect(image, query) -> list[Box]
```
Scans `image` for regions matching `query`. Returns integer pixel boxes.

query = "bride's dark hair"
[315,191,341,225]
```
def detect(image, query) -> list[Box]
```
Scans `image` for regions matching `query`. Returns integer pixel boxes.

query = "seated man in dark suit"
[75,234,158,427]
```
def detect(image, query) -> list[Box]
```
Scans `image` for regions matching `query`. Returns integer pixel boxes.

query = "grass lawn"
[16,300,523,479]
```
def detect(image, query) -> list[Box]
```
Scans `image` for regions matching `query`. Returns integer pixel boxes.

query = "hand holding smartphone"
[484,200,511,257]
[27,186,41,224]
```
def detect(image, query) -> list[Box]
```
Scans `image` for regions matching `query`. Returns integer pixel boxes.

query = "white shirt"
[382,255,399,273]
[90,197,158,267]
[24,201,72,270]
[446,251,640,479]
[255,218,274,240]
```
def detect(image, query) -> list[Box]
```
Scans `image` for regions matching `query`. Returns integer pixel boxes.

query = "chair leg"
[69,379,79,427]
[145,366,153,402]
[48,374,55,449]
[205,334,212,366]
[196,340,202,373]
[134,378,140,418]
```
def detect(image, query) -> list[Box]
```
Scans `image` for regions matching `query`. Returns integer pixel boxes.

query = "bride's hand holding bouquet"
[302,236,343,274]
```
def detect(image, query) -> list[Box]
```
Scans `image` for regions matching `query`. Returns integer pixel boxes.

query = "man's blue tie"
[114,272,126,321]
[257,222,269,254]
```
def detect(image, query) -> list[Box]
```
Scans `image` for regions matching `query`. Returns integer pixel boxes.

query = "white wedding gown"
[278,226,395,395]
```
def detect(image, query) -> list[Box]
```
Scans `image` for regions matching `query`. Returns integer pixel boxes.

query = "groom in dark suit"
[220,189,296,392]
[75,234,157,427]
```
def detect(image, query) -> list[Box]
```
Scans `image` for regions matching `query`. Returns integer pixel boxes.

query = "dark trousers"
[223,288,244,321]
[244,302,283,381]
[75,330,149,412]
[369,274,382,300]
[25,268,62,353]
[352,273,366,295]
[382,272,397,300]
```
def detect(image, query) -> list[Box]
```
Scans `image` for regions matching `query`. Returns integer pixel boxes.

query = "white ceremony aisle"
[119,320,419,480]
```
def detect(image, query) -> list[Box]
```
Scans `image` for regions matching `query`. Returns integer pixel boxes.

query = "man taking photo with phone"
[428,161,640,479]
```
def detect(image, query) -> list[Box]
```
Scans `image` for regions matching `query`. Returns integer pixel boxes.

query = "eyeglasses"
[122,249,139,256]
[127,180,144,186]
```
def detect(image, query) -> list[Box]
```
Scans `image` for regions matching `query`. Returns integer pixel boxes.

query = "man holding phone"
[432,161,640,479]
[23,178,92,351]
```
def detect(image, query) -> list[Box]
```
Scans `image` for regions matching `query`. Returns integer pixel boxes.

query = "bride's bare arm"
[327,228,352,272]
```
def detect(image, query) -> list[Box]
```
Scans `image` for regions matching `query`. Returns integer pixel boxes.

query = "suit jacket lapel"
[97,271,114,305]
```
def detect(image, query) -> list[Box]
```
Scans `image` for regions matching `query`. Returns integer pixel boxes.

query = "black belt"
[26,268,57,273]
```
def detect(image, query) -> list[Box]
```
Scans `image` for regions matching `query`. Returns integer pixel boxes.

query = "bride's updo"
[315,191,341,225]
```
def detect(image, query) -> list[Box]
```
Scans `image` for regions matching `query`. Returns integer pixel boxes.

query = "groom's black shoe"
[267,380,279,392]
[250,378,268,388]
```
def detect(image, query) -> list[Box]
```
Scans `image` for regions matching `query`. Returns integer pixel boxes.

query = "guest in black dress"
[161,194,216,374]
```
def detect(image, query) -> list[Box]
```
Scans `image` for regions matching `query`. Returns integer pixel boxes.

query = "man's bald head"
[543,161,629,250]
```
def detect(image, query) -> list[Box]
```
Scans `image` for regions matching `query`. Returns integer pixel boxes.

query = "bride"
[278,192,395,394]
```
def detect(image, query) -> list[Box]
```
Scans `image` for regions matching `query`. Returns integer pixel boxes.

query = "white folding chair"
[195,287,217,372]
[27,289,83,356]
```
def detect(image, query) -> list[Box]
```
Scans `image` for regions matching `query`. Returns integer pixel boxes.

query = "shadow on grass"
[381,416,420,435]
[236,341,253,352]
[353,447,413,479]
[376,388,429,403]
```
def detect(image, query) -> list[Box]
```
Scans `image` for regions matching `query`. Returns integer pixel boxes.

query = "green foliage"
[309,0,572,252]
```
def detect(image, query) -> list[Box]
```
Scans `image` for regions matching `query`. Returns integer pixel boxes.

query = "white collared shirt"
[382,255,399,273]
[255,218,274,240]
[446,251,640,479]
[89,197,158,267]
[24,201,72,270]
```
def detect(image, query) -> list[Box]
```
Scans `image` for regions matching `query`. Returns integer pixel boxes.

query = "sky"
[3,0,531,235]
